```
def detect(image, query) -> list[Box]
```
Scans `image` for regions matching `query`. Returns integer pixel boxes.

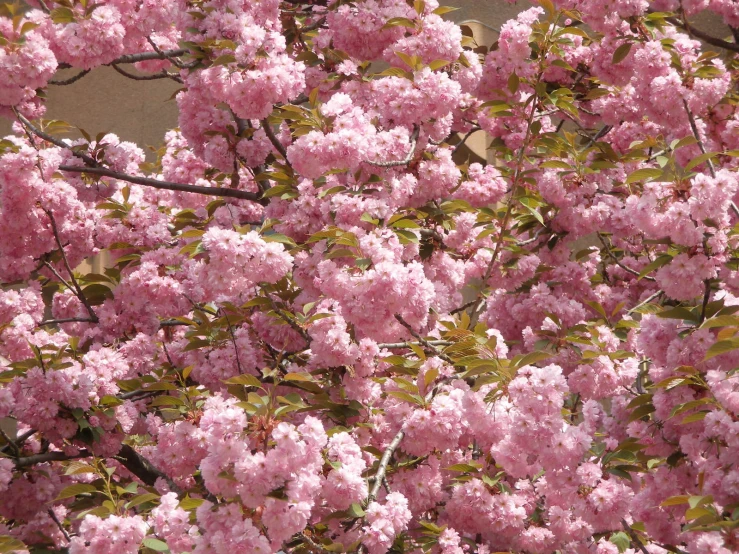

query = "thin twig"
[366,428,405,504]
[111,64,182,83]
[221,309,243,374]
[59,165,262,202]
[14,111,98,167]
[377,340,451,349]
[621,519,650,554]
[627,290,664,315]
[366,126,420,167]
[48,509,72,543]
[42,260,75,294]
[0,427,20,456]
[0,429,35,454]
[663,13,739,54]
[261,120,289,160]
[14,450,91,468]
[113,48,189,65]
[43,209,99,323]
[37,317,96,326]
[683,99,716,179]
[49,69,91,86]
[269,298,311,343]
[394,315,454,364]
[598,234,655,282]
[452,127,481,154]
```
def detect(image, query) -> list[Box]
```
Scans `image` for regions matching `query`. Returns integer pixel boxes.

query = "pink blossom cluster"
[0,0,738,552]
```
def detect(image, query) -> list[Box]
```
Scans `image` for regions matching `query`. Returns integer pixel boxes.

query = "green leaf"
[609,531,631,553]
[444,463,481,472]
[684,152,717,172]
[383,17,416,29]
[126,493,160,509]
[64,462,97,475]
[347,503,365,518]
[432,5,459,15]
[637,254,672,280]
[55,483,97,500]
[0,536,28,554]
[513,350,551,369]
[150,396,185,407]
[428,59,451,71]
[508,72,520,94]
[50,7,75,23]
[626,168,663,184]
[661,495,690,507]
[223,374,262,388]
[688,495,713,509]
[703,337,739,361]
[386,390,424,406]
[700,315,739,329]
[612,42,632,64]
[142,538,170,552]
[178,496,205,510]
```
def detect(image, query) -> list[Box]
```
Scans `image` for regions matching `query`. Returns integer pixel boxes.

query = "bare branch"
[14,111,98,167]
[37,317,96,326]
[49,69,91,86]
[621,519,650,554]
[452,127,481,154]
[48,509,72,543]
[378,340,451,349]
[15,450,91,468]
[261,120,289,161]
[366,428,405,504]
[627,289,664,315]
[112,48,189,65]
[111,64,182,83]
[665,14,739,54]
[58,165,263,202]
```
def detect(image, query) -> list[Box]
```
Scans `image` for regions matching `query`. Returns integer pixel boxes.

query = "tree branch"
[394,314,454,364]
[58,165,263,202]
[111,64,182,83]
[682,99,716,179]
[37,317,96,326]
[621,519,650,554]
[14,111,99,167]
[14,450,91,468]
[366,428,405,504]
[377,340,451,349]
[111,48,189,65]
[49,69,91,86]
[261,120,289,161]
[664,14,739,54]
[43,209,99,323]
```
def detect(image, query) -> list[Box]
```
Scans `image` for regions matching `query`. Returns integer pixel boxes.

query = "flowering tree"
[1,0,739,551]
